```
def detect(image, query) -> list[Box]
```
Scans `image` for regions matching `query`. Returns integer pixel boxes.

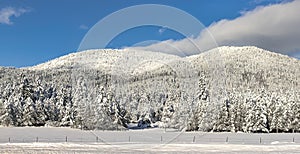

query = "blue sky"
[0,0,298,67]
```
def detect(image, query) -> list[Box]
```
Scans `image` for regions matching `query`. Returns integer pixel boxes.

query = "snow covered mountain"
[28,49,181,74]
[0,46,299,132]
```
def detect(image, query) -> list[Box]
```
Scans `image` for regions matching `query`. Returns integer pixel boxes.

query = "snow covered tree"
[22,97,37,126]
[0,99,16,126]
[270,98,285,133]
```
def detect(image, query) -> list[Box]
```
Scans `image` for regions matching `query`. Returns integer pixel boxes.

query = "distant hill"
[0,46,299,133]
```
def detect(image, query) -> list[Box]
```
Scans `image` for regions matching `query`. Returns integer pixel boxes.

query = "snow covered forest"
[0,46,299,133]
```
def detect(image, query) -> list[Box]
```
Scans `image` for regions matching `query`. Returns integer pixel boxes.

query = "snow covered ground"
[1,143,300,154]
[1,127,300,153]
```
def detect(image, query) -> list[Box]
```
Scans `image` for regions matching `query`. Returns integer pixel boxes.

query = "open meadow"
[1,127,300,153]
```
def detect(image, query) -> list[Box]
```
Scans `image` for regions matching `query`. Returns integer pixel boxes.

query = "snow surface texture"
[1,127,300,153]
[1,143,300,154]
[0,46,299,133]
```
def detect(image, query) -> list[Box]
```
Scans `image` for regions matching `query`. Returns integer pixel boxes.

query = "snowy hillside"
[0,46,299,133]
[190,46,299,91]
[28,49,181,75]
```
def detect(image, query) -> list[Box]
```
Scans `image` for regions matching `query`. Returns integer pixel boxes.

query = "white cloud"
[0,7,29,25]
[79,24,89,30]
[131,0,300,57]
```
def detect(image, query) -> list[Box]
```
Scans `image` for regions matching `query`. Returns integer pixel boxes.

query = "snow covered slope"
[28,49,182,74]
[28,46,300,76]
[0,46,299,132]
[189,46,300,90]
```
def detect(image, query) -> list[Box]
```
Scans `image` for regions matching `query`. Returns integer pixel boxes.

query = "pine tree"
[0,99,16,126]
[270,98,285,133]
[214,99,231,132]
[244,94,256,132]
[22,97,37,126]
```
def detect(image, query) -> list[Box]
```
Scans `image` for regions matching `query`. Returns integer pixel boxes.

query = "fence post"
[36,137,38,142]
[161,136,162,142]
[66,136,68,142]
[293,137,295,142]
[129,136,130,142]
[260,137,262,144]
[193,136,196,143]
[96,136,99,142]
[226,137,228,143]
[8,137,10,143]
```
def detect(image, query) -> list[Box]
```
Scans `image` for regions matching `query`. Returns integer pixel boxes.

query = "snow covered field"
[1,127,300,153]
[1,143,300,154]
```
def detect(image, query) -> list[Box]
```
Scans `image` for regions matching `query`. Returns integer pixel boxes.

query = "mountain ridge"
[24,46,300,72]
[0,46,299,132]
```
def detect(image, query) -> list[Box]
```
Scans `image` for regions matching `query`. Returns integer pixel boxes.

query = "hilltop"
[0,46,299,132]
